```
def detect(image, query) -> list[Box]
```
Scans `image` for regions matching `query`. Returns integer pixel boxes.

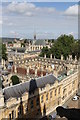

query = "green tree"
[40,34,80,60]
[50,34,75,59]
[2,44,7,61]
[11,75,20,85]
[21,43,25,47]
[39,46,50,58]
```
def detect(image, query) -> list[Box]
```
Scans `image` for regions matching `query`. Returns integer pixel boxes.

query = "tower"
[34,33,36,40]
[32,32,36,45]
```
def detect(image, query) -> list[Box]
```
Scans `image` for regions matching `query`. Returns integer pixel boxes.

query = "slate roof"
[3,74,57,100]
[33,40,46,45]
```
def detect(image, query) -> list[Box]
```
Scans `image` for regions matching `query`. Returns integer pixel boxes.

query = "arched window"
[36,97,39,106]
[50,91,53,98]
[41,95,44,103]
[46,93,48,101]
[30,100,33,108]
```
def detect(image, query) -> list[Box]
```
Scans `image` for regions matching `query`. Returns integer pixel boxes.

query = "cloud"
[6,2,35,16]
[64,4,78,16]
[7,22,14,26]
[10,30,15,34]
[0,20,3,24]
[2,2,78,39]
[67,32,74,35]
[5,2,56,17]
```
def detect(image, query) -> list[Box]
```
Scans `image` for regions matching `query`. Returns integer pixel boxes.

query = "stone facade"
[0,68,79,120]
[0,53,79,120]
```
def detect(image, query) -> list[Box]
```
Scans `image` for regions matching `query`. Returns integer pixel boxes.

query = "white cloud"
[67,32,74,35]
[5,2,56,17]
[2,2,78,39]
[10,30,15,34]
[0,20,3,24]
[64,4,78,16]
[6,2,36,15]
[7,22,14,26]
[25,12,33,16]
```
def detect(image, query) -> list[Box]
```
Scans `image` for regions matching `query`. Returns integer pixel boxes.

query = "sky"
[0,1,79,39]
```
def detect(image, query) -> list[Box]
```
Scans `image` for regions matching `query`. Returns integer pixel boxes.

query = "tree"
[21,43,25,47]
[2,44,7,61]
[40,34,80,60]
[11,75,20,85]
[39,46,50,58]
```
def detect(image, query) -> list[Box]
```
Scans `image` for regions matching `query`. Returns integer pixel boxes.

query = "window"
[46,93,48,101]
[41,95,44,103]
[58,88,60,94]
[55,89,57,96]
[9,113,11,120]
[31,100,33,108]
[12,110,14,119]
[36,97,39,106]
[50,91,53,98]
[25,106,28,112]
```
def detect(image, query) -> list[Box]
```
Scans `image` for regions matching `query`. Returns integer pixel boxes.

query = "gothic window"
[55,89,57,96]
[36,97,39,106]
[41,95,44,103]
[30,100,33,108]
[46,93,48,101]
[50,91,53,98]
[12,110,14,119]
[9,113,11,120]
[58,88,61,94]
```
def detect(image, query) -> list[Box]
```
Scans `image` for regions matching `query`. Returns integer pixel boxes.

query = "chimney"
[44,54,46,58]
[69,55,72,61]
[75,56,77,62]
[61,55,63,61]
[54,55,55,59]
[50,54,52,59]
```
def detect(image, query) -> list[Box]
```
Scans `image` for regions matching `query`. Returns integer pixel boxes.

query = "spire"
[33,26,36,40]
[34,34,36,40]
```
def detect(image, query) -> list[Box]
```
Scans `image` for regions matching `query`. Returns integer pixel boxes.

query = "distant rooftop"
[33,40,46,45]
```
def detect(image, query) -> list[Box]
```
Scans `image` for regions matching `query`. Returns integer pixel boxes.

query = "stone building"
[0,51,79,119]
[0,63,79,119]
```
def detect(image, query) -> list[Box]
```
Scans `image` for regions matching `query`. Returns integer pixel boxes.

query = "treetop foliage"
[11,75,20,85]
[40,34,80,60]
